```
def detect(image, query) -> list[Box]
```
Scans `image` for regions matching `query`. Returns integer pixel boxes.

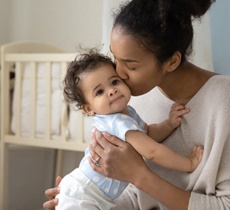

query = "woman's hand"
[89,129,149,184]
[43,176,62,210]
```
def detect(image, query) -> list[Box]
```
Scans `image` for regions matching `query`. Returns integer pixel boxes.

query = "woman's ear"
[83,105,95,116]
[164,51,181,72]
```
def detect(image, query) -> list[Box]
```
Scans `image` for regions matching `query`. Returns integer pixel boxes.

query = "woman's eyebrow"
[122,58,139,63]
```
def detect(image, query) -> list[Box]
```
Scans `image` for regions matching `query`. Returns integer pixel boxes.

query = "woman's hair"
[113,0,213,63]
[63,49,115,109]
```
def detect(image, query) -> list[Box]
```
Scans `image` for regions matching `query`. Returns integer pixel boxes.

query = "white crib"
[0,41,91,210]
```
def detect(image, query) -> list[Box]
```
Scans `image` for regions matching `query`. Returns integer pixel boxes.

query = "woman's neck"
[158,61,216,105]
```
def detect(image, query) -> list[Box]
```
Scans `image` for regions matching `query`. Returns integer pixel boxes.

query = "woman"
[44,0,230,209]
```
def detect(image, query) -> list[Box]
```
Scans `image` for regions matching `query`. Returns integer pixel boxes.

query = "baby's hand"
[168,103,189,128]
[187,145,204,172]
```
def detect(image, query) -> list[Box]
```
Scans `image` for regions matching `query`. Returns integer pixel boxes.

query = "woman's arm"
[135,167,191,210]
[89,130,191,210]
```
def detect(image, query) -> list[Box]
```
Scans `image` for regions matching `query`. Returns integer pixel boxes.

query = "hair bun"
[171,0,213,18]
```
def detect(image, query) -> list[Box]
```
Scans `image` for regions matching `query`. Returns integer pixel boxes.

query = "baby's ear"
[83,105,95,116]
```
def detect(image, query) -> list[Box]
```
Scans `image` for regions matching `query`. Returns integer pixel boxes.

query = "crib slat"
[1,59,11,136]
[15,62,22,137]
[76,111,84,142]
[61,62,68,141]
[45,62,51,139]
[30,62,36,138]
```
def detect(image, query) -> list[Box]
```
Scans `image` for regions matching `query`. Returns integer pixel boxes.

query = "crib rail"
[1,53,88,151]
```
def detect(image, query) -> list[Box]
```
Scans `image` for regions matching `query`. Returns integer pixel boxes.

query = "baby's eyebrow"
[91,75,118,94]
[92,84,101,93]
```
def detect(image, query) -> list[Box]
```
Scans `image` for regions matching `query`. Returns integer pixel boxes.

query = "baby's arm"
[125,130,203,172]
[147,103,189,142]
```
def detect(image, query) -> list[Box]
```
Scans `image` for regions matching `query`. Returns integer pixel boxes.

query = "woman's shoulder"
[191,74,230,106]
[208,74,230,85]
[203,75,230,102]
[204,75,230,91]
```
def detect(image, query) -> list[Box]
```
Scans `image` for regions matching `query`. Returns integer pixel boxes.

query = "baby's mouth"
[110,95,123,104]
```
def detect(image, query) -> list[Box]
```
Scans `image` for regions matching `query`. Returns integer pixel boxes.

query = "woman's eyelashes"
[126,64,136,70]
[113,57,136,71]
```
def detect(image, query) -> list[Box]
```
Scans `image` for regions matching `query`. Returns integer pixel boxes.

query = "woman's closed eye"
[126,65,136,71]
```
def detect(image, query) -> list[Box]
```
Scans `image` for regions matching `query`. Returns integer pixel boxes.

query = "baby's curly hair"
[63,49,115,110]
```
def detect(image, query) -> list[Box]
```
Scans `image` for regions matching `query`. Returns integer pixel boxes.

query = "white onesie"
[56,105,146,210]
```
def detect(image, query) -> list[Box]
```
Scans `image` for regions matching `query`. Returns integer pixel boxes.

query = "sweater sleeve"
[189,192,230,210]
[188,76,230,209]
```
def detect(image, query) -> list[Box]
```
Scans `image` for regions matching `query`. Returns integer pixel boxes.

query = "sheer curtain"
[190,12,213,71]
[101,0,127,54]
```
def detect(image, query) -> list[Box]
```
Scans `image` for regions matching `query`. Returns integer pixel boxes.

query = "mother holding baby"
[44,0,230,209]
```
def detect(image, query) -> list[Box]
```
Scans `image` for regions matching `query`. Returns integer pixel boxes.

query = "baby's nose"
[108,88,117,96]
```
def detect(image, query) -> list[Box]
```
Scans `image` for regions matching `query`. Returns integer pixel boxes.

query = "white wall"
[0,0,8,43]
[0,0,103,52]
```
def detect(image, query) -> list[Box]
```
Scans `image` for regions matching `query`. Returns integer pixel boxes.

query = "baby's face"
[80,64,131,115]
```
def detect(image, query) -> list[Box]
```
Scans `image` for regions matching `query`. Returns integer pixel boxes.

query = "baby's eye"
[96,89,104,96]
[112,79,119,85]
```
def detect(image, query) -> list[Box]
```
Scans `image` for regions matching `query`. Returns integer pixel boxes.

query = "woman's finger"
[103,132,126,147]
[93,129,108,149]
[90,130,105,156]
[88,156,107,176]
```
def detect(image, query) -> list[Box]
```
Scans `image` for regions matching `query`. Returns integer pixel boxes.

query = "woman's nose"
[116,62,128,80]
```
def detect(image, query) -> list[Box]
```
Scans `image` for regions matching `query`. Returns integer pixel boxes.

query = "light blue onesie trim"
[79,105,146,200]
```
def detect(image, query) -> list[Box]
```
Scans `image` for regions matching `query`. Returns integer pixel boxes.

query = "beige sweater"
[129,75,230,210]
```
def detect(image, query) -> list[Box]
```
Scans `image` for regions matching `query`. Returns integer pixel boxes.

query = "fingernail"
[91,128,95,133]
[104,132,110,137]
[57,187,60,193]
[54,198,59,204]
[95,130,102,138]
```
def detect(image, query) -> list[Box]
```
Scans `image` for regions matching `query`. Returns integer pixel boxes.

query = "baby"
[56,49,203,209]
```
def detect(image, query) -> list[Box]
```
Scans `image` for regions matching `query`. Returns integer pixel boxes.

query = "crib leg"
[54,149,63,185]
[0,143,9,210]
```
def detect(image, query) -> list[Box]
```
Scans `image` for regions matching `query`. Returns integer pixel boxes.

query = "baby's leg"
[112,184,140,210]
[187,145,204,172]
[56,168,101,210]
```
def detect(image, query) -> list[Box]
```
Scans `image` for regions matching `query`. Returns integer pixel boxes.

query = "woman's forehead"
[110,29,145,60]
